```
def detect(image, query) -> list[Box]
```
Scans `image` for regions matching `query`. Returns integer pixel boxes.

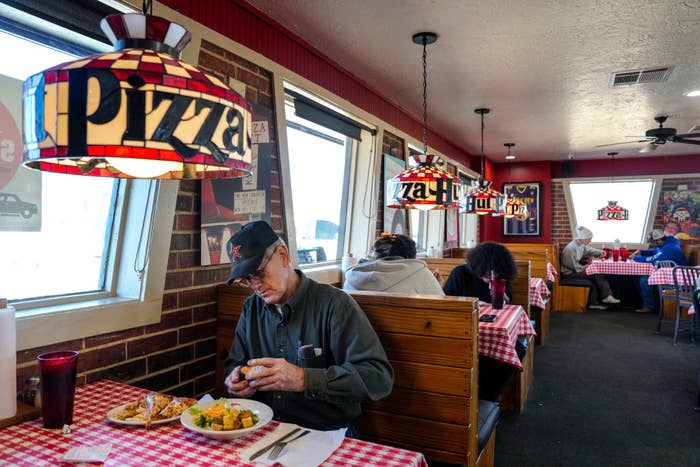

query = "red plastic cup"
[490,278,507,310]
[620,247,628,262]
[37,351,78,429]
[612,249,620,262]
[603,247,611,260]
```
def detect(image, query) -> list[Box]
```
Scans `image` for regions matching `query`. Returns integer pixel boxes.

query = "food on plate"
[189,399,259,431]
[109,392,196,427]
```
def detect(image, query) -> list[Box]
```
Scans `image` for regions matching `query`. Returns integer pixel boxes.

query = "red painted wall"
[160,0,475,168]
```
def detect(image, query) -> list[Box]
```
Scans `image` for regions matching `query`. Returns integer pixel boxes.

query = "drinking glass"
[612,249,620,262]
[620,247,629,262]
[603,247,611,261]
[37,350,78,429]
[490,278,507,310]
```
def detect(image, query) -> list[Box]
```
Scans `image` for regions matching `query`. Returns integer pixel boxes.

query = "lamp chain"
[480,112,485,178]
[421,36,428,156]
[142,0,153,15]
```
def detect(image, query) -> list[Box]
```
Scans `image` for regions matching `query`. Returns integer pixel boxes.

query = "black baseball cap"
[226,221,281,285]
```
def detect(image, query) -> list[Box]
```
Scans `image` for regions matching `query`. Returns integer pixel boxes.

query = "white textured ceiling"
[248,0,700,162]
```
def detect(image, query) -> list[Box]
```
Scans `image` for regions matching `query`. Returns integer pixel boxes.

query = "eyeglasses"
[234,247,279,288]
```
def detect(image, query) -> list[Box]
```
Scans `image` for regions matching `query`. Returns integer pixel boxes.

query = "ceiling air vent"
[611,66,672,86]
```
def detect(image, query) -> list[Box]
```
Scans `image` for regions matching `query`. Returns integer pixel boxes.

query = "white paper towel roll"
[341,254,358,272]
[0,303,16,419]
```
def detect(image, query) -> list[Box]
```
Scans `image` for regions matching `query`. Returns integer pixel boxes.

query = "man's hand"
[246,357,306,392]
[224,365,257,398]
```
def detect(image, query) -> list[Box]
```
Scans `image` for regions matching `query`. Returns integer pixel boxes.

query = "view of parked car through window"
[0,192,38,218]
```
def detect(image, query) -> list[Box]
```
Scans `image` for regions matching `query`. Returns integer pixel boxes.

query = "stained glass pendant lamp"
[464,108,504,215]
[597,152,629,221]
[386,32,462,211]
[22,4,252,179]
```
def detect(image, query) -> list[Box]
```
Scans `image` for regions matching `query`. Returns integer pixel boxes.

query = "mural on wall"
[200,104,273,265]
[661,187,700,239]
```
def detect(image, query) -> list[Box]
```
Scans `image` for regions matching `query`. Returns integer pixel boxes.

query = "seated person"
[442,242,520,402]
[223,221,394,434]
[443,241,516,302]
[560,226,620,309]
[343,232,444,295]
[629,229,687,313]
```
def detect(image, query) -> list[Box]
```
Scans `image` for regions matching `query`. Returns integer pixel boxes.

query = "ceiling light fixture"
[463,108,504,215]
[597,152,629,221]
[685,90,700,97]
[386,32,462,211]
[22,1,252,179]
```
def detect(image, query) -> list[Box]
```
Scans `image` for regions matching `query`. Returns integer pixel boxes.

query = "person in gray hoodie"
[343,233,444,295]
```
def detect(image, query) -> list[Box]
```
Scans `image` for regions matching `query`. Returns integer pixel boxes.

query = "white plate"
[180,399,273,440]
[106,402,181,426]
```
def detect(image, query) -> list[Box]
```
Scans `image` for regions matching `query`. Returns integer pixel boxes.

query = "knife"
[249,427,301,461]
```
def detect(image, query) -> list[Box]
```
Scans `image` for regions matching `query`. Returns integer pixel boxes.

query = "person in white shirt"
[560,226,620,309]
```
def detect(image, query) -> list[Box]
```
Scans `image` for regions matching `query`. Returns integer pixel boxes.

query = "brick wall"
[14,41,281,399]
[376,131,405,237]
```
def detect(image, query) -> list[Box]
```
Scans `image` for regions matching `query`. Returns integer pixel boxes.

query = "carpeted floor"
[494,309,700,467]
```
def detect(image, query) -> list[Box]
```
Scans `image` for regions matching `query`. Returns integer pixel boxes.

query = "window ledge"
[300,262,341,285]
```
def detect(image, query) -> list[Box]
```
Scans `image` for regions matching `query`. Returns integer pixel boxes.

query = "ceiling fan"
[596,115,700,153]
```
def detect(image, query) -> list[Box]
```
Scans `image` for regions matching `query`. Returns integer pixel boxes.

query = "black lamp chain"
[480,113,485,178]
[421,37,428,156]
[142,0,153,15]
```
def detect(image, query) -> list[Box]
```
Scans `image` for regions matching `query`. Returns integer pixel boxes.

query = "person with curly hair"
[343,233,444,295]
[443,241,517,302]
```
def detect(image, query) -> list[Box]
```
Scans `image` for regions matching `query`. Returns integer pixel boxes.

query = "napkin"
[238,422,346,467]
[59,444,112,463]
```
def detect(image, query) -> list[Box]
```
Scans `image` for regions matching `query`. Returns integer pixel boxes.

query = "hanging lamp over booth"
[22,5,252,179]
[386,32,462,211]
[596,152,629,221]
[463,108,504,215]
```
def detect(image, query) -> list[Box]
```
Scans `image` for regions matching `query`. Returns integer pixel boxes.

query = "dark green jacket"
[224,271,393,430]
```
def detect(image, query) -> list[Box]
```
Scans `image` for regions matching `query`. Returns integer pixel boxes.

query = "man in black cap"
[222,220,393,434]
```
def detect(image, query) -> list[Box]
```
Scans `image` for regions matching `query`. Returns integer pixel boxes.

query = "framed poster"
[445,207,459,243]
[383,154,408,235]
[503,182,541,236]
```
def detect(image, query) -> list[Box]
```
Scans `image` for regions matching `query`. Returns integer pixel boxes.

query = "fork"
[267,429,311,460]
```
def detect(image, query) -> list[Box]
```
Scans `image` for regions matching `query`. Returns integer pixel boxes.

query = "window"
[283,86,374,265]
[1,7,176,350]
[565,179,658,245]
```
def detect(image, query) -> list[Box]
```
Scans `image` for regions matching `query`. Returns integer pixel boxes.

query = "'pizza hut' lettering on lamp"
[22,13,252,179]
[386,154,462,210]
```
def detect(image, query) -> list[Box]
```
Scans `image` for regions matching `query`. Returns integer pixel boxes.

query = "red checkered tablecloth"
[0,381,427,467]
[529,277,550,309]
[479,304,536,369]
[546,262,557,283]
[647,267,699,286]
[585,260,654,276]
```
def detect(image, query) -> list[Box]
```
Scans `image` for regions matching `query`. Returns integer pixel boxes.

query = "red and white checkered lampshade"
[386,154,463,210]
[462,178,505,215]
[22,13,252,179]
[597,200,629,221]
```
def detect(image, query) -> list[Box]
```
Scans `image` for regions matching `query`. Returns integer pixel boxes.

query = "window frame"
[562,176,661,248]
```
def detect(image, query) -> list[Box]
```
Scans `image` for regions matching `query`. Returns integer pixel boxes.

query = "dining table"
[0,380,428,467]
[584,259,655,276]
[529,277,550,309]
[479,303,536,369]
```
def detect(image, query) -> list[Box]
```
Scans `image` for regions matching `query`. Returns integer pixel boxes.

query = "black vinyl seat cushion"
[559,277,592,287]
[477,399,501,453]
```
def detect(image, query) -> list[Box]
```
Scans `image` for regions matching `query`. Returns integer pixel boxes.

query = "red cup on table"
[37,350,78,429]
[612,249,620,262]
[490,278,507,310]
[603,247,611,260]
[620,247,628,262]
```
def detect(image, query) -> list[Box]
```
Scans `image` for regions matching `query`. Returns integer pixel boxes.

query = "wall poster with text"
[503,182,540,236]
[200,104,273,265]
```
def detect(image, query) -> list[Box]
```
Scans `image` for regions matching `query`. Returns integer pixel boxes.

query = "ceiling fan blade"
[595,139,649,147]
[672,137,700,146]
[673,133,700,139]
